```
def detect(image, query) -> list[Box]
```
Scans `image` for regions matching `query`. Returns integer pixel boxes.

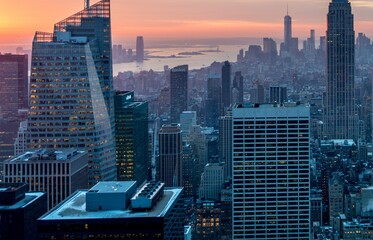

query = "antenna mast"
[85,0,90,9]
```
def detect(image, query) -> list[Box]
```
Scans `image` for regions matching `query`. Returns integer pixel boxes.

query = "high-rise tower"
[170,65,188,123]
[221,61,231,114]
[157,124,182,187]
[232,103,310,239]
[114,91,149,184]
[324,0,355,139]
[284,10,292,51]
[28,0,116,185]
[136,36,144,62]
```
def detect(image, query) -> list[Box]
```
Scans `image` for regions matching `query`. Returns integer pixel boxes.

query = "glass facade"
[28,0,115,185]
[114,91,149,184]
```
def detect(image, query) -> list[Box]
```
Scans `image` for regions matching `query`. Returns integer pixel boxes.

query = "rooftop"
[6,149,86,163]
[0,192,45,211]
[40,187,183,220]
[88,181,136,194]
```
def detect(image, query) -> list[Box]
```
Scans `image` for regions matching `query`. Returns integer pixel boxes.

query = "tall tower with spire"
[324,0,355,139]
[284,6,292,52]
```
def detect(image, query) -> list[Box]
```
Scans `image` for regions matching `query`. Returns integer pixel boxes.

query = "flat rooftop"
[88,181,136,194]
[40,188,183,220]
[0,192,45,210]
[6,149,86,162]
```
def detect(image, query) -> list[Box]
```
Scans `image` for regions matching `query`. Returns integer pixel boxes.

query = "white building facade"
[232,103,311,239]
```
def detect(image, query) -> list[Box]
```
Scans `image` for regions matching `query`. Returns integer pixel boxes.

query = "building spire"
[85,0,90,9]
[287,3,289,15]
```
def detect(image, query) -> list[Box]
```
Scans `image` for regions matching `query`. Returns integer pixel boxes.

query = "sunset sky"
[1,0,373,48]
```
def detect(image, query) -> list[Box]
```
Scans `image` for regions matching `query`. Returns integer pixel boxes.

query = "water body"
[113,45,248,75]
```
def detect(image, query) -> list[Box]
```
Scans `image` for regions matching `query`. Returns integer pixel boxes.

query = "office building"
[157,124,182,187]
[0,53,28,162]
[3,149,88,209]
[182,143,197,198]
[0,183,47,240]
[232,103,310,239]
[329,172,344,224]
[37,181,185,240]
[170,65,188,123]
[218,115,232,179]
[221,61,231,113]
[136,36,144,62]
[0,53,28,120]
[114,91,149,184]
[269,86,288,104]
[14,120,27,156]
[195,201,223,240]
[263,38,277,62]
[199,163,224,201]
[27,0,116,185]
[180,111,197,141]
[324,0,355,139]
[232,71,244,105]
[205,75,221,128]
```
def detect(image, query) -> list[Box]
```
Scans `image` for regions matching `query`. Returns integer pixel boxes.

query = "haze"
[1,0,373,48]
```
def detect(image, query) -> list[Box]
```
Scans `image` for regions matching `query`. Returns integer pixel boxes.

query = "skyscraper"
[221,61,231,113]
[157,124,182,187]
[232,103,310,239]
[0,53,28,120]
[170,65,188,123]
[27,0,116,185]
[218,114,232,179]
[114,91,149,184]
[232,71,244,105]
[284,11,292,52]
[0,53,28,161]
[205,74,221,128]
[324,0,355,139]
[269,86,288,104]
[136,36,144,62]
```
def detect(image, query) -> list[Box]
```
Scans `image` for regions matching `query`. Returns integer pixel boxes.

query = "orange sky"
[1,0,373,48]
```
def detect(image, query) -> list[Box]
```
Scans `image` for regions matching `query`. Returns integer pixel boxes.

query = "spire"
[287,3,289,16]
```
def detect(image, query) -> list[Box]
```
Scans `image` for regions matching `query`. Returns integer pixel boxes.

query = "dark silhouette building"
[157,124,182,187]
[232,71,244,105]
[114,91,149,184]
[136,36,144,62]
[0,53,28,120]
[205,75,221,128]
[0,53,28,161]
[221,61,231,114]
[170,65,188,123]
[0,183,47,240]
[269,86,288,104]
[324,0,355,139]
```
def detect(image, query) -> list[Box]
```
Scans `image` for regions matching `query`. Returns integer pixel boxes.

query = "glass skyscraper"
[28,0,116,185]
[324,0,355,139]
[170,65,188,123]
[114,91,149,184]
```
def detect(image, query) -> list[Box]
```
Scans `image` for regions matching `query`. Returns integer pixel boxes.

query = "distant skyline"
[2,0,373,48]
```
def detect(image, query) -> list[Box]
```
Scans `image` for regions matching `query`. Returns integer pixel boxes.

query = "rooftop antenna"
[287,4,289,15]
[85,0,90,9]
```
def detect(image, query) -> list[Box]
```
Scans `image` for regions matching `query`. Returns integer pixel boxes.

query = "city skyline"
[2,0,373,48]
